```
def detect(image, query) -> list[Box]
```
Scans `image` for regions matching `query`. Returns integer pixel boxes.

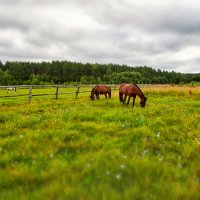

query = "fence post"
[29,87,32,103]
[114,84,117,91]
[56,86,59,99]
[76,86,80,98]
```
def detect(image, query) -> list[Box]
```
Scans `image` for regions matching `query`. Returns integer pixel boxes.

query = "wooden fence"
[0,85,119,103]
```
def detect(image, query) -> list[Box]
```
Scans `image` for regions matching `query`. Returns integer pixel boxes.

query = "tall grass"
[0,85,200,199]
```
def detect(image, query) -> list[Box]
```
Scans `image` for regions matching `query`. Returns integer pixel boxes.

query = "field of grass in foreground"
[0,85,200,200]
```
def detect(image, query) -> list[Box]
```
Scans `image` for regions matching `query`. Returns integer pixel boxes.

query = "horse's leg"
[123,94,127,104]
[95,92,98,99]
[119,92,122,102]
[132,97,136,108]
[109,90,111,98]
[105,93,107,98]
[126,96,131,107]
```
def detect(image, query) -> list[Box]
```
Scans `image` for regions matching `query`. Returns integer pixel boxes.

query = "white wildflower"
[142,150,148,156]
[86,163,91,168]
[106,170,111,175]
[177,163,182,168]
[49,154,54,158]
[115,174,121,180]
[122,155,127,159]
[120,164,126,169]
[159,157,163,162]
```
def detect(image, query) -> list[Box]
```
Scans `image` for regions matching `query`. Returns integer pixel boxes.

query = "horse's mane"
[91,86,95,93]
[133,83,144,96]
[91,85,98,95]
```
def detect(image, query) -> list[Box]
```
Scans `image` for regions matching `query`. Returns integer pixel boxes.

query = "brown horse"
[119,83,147,107]
[90,85,111,100]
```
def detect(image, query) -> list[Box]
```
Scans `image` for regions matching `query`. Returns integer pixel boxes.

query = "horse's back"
[120,83,139,96]
[120,83,131,93]
[96,85,111,93]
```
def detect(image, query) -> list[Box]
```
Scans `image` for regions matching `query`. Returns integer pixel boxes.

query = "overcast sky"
[0,0,200,73]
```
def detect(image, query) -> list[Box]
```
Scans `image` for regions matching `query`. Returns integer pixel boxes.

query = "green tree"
[0,69,13,85]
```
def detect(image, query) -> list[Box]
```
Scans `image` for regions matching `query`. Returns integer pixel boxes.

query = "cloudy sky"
[0,0,200,73]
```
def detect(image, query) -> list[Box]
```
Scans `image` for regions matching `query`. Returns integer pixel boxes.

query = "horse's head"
[140,97,148,107]
[89,95,95,101]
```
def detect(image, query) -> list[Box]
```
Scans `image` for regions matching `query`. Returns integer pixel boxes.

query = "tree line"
[0,60,199,85]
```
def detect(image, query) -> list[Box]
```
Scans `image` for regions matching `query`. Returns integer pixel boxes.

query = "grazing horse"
[6,87,16,94]
[90,85,111,100]
[119,83,147,107]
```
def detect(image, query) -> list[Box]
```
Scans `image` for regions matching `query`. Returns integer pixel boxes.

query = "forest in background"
[0,60,199,85]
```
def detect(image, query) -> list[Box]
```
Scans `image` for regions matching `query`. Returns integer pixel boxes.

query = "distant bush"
[188,81,200,86]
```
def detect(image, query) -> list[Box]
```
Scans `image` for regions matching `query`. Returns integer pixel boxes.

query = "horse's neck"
[132,84,145,100]
[137,90,145,100]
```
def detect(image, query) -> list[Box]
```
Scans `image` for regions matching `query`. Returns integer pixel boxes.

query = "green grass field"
[0,85,200,200]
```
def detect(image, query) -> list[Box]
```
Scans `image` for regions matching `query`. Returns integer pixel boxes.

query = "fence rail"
[0,84,119,102]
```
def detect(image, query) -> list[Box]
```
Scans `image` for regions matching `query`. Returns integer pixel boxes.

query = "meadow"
[0,85,200,200]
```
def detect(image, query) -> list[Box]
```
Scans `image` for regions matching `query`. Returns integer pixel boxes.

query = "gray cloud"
[0,0,200,73]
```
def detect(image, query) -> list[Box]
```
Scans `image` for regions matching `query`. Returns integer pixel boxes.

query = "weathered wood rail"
[0,84,119,103]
